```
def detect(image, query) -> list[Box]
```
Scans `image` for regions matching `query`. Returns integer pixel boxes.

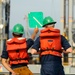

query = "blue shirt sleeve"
[1,41,8,59]
[32,37,40,51]
[61,35,71,50]
[26,38,34,50]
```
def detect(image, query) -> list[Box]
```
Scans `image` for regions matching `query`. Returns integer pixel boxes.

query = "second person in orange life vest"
[1,24,39,75]
[30,16,72,75]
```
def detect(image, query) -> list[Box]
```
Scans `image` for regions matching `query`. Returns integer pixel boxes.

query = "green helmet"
[43,16,56,27]
[12,24,24,34]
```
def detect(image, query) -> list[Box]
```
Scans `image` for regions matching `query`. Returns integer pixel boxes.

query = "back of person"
[31,16,72,75]
[7,24,33,75]
[1,23,39,75]
[40,27,62,57]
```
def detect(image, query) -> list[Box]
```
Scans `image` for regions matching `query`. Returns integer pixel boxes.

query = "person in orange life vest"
[1,23,39,75]
[30,16,72,75]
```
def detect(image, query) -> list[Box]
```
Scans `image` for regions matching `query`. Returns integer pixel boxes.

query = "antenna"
[24,15,31,39]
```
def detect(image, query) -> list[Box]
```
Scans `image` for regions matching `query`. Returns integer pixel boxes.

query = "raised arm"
[31,28,39,40]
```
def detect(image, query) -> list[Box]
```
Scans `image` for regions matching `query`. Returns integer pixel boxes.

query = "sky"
[9,0,61,37]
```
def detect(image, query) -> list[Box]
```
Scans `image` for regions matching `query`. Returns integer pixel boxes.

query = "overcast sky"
[10,0,61,29]
[9,0,62,38]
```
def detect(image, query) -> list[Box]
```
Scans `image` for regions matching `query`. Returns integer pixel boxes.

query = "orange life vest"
[6,37,29,65]
[40,28,62,57]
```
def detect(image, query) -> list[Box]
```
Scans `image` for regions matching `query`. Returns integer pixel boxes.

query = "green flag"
[28,12,43,28]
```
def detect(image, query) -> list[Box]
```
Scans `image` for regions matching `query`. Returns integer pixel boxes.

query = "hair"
[12,33,23,37]
[45,24,55,28]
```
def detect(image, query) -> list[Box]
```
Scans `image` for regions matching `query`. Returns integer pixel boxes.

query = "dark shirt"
[32,35,71,64]
[1,38,34,59]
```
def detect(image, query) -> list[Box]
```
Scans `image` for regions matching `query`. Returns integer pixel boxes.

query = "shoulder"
[61,35,69,44]
[61,35,67,40]
[61,35,71,49]
[7,38,12,41]
[27,38,34,43]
